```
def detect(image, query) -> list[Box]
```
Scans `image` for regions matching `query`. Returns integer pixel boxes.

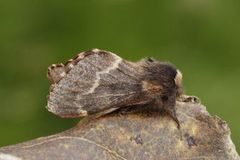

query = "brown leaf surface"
[0,99,239,160]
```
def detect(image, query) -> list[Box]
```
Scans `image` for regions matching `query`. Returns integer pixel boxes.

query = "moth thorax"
[142,81,163,93]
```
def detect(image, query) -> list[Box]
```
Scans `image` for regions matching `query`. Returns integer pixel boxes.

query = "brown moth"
[47,49,183,128]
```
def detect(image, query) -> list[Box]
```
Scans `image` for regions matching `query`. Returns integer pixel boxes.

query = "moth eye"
[161,95,168,101]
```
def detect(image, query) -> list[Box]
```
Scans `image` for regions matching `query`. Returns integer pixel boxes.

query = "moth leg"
[156,97,181,129]
[161,101,183,139]
[164,105,180,130]
[177,94,200,103]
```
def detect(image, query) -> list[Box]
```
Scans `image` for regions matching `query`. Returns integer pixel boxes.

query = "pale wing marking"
[84,54,122,95]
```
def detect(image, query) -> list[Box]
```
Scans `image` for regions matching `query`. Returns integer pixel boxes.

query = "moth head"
[141,58,183,97]
[174,69,184,97]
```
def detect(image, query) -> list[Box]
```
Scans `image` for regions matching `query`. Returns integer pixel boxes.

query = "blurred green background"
[0,0,239,152]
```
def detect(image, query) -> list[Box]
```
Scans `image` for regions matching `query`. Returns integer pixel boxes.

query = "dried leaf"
[0,100,239,160]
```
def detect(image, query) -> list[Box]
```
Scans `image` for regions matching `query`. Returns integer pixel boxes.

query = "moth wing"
[47,49,152,118]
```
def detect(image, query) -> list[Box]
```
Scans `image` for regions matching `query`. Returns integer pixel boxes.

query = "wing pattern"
[47,49,152,118]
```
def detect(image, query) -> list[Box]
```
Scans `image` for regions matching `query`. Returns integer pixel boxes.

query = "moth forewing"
[47,63,66,83]
[47,49,150,117]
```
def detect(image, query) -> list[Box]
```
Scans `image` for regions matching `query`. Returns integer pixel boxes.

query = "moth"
[47,49,183,128]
